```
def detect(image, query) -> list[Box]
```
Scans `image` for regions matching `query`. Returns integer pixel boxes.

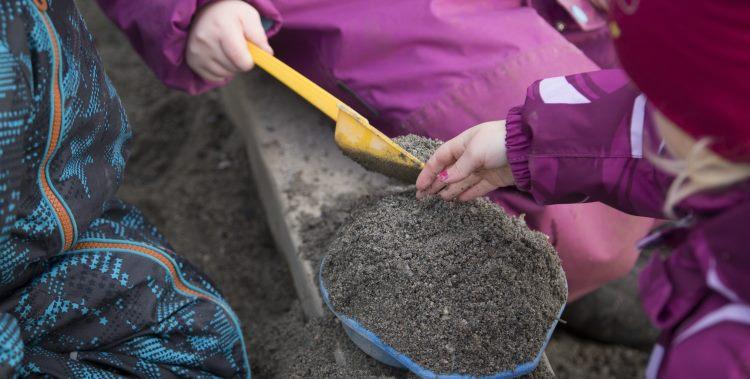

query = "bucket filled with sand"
[319,136,567,378]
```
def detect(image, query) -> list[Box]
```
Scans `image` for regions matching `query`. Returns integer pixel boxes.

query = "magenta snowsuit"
[96,0,656,301]
[506,69,750,378]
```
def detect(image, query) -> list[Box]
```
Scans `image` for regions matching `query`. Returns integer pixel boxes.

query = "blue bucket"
[319,256,565,379]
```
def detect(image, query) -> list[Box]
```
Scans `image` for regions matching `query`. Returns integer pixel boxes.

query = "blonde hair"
[649,136,750,218]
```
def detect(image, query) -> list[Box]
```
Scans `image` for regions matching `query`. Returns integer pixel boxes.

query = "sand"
[299,195,648,378]
[393,134,443,163]
[546,332,648,379]
[321,190,567,375]
[340,134,441,183]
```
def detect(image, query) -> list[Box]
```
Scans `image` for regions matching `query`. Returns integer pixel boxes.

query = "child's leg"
[527,204,654,301]
[488,190,655,301]
[6,202,249,378]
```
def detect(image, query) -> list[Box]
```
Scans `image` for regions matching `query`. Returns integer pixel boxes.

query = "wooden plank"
[220,72,391,319]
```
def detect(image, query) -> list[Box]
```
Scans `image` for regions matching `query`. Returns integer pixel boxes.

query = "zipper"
[74,241,207,299]
[34,0,76,250]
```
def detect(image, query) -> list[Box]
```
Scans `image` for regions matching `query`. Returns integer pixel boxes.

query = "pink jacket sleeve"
[505,69,671,219]
[95,0,282,95]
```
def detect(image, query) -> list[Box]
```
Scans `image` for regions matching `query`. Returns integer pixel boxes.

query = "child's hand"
[186,0,273,83]
[415,121,514,201]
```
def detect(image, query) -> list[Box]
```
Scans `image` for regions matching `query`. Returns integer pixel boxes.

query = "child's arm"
[417,69,671,219]
[96,0,281,94]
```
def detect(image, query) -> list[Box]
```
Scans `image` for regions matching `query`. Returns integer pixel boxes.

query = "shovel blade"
[334,105,424,182]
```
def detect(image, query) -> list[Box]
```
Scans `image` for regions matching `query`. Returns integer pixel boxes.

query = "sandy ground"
[79,3,648,378]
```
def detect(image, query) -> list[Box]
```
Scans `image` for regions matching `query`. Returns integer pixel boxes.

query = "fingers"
[203,61,233,82]
[214,52,238,73]
[442,150,483,184]
[438,174,482,201]
[220,27,255,72]
[415,139,482,199]
[241,9,273,54]
[416,138,466,192]
[221,9,268,73]
[187,30,235,82]
[188,57,231,83]
[457,180,499,202]
[418,173,448,200]
[186,0,270,82]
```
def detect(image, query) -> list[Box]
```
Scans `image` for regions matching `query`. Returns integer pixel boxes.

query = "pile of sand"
[321,188,566,375]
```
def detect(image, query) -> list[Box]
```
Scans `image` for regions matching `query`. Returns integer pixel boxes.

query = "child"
[0,1,248,376]
[416,0,750,377]
[98,0,655,301]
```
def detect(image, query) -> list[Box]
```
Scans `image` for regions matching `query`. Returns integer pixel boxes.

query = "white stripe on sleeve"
[630,94,646,158]
[645,344,665,379]
[673,303,750,345]
[706,259,741,303]
[539,76,591,105]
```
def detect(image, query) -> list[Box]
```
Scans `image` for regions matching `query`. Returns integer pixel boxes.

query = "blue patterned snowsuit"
[0,0,250,377]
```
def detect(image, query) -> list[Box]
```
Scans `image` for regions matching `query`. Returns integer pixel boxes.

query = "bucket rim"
[318,254,566,379]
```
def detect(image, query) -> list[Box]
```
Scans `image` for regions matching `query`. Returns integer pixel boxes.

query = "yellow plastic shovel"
[247,43,424,182]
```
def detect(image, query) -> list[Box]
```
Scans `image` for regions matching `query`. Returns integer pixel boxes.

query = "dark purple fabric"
[531,0,619,68]
[508,69,750,377]
[97,0,604,131]
[266,0,598,138]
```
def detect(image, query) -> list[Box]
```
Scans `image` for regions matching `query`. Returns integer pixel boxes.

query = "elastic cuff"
[505,106,532,191]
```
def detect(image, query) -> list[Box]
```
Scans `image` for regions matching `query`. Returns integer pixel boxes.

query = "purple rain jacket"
[506,69,750,378]
[95,0,613,138]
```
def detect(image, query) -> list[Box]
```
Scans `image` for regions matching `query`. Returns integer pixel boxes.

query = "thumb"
[443,152,482,184]
[242,11,273,54]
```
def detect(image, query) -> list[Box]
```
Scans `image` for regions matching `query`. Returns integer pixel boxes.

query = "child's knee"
[537,203,649,293]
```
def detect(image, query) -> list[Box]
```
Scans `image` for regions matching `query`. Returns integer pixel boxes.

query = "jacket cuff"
[505,106,532,191]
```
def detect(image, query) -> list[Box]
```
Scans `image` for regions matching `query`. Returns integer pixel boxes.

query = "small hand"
[415,121,515,202]
[186,0,273,83]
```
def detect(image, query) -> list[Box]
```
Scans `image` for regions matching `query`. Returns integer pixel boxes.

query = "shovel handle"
[248,42,340,121]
